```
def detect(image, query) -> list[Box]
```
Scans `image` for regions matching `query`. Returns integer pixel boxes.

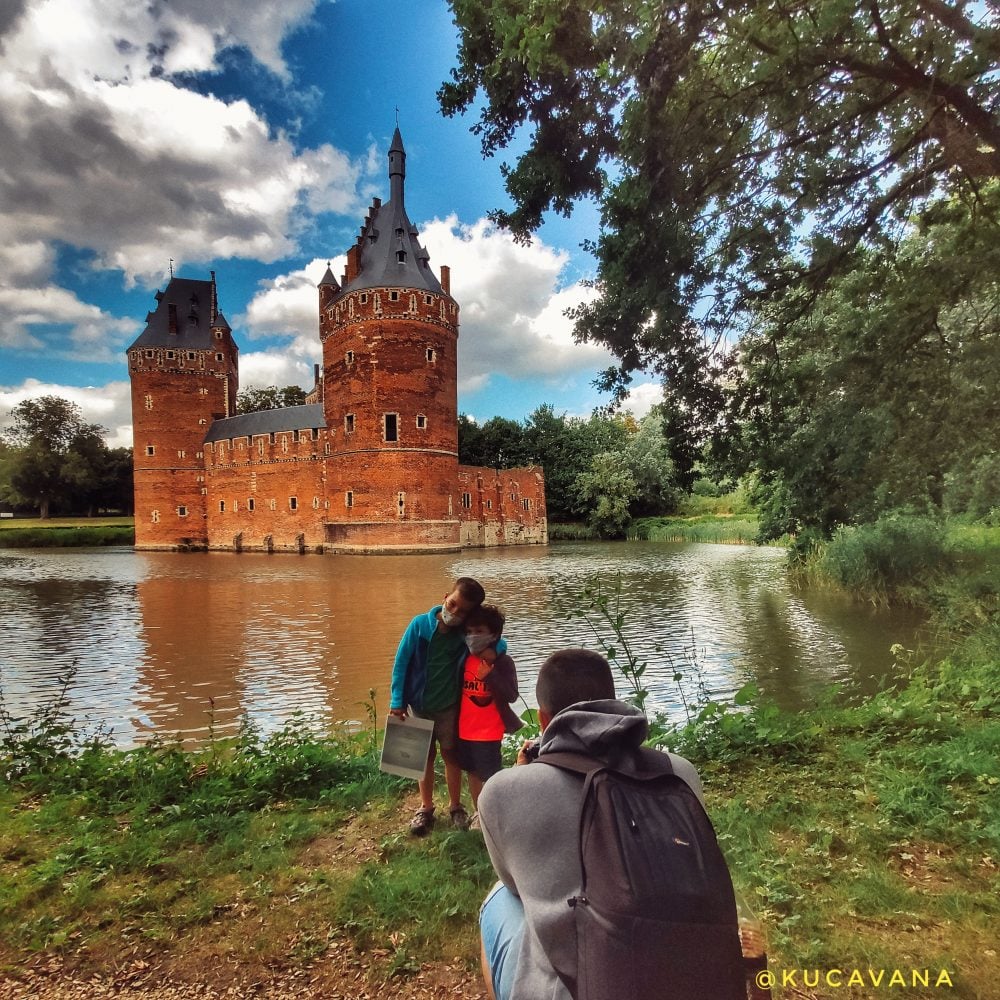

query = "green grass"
[629,514,789,545]
[0,520,134,547]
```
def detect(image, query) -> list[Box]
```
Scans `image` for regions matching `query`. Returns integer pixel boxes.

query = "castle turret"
[319,128,461,552]
[127,273,239,549]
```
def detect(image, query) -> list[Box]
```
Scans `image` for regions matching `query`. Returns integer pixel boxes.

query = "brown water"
[0,543,931,746]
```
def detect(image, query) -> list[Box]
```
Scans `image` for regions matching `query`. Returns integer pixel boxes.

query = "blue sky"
[0,0,660,447]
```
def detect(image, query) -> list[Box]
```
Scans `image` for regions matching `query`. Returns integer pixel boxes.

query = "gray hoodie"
[478,699,704,1000]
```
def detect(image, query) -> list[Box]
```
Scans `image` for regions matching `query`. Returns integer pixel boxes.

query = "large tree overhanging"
[440,0,1000,398]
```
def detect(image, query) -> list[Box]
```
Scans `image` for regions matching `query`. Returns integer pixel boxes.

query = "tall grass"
[0,525,134,547]
[629,515,787,545]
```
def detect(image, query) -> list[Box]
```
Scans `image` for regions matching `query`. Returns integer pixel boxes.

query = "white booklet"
[380,714,435,781]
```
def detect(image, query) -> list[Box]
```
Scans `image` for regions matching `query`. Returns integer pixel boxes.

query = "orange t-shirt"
[458,654,505,741]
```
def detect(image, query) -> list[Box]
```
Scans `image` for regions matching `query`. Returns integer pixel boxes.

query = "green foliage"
[236,385,308,413]
[0,524,134,548]
[629,515,778,545]
[816,515,953,599]
[442,1,1000,407]
[1,396,131,518]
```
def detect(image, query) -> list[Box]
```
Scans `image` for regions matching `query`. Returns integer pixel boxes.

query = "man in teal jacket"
[389,576,490,834]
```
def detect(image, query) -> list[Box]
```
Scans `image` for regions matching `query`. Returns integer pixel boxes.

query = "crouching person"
[477,648,745,1000]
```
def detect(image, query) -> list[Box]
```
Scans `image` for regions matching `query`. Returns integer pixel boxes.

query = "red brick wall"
[457,464,548,546]
[129,337,237,549]
[203,426,329,552]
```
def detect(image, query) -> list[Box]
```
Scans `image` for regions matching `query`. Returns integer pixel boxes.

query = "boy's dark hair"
[454,576,486,606]
[536,648,615,717]
[465,603,505,636]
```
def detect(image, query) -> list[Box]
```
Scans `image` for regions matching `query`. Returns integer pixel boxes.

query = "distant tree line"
[459,404,680,536]
[0,397,132,518]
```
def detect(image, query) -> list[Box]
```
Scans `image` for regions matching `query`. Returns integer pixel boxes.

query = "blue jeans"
[480,882,525,1000]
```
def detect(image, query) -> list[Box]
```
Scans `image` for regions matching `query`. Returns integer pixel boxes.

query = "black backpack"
[539,748,745,1000]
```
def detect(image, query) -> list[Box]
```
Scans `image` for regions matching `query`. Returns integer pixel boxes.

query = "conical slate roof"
[127,276,226,351]
[338,129,445,296]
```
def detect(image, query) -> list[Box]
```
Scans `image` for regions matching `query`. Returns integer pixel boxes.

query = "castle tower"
[320,128,462,552]
[127,273,239,549]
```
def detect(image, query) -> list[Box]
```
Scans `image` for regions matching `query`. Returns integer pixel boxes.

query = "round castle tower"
[318,129,462,552]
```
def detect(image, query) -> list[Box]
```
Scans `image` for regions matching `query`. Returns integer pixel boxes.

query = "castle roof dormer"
[127,276,222,351]
[336,129,447,298]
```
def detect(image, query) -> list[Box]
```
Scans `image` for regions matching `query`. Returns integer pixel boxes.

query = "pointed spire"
[388,127,405,208]
[318,261,339,287]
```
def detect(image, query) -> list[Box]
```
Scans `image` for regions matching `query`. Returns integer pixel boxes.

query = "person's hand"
[389,707,408,719]
[516,739,539,765]
[479,647,497,665]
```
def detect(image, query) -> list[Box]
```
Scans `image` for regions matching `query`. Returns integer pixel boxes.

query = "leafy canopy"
[441,1,1000,399]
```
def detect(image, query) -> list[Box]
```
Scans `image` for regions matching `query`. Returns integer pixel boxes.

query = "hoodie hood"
[539,699,648,761]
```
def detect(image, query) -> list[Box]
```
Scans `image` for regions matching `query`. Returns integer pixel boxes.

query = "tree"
[237,385,307,413]
[1,396,111,518]
[717,189,1000,538]
[441,1,1000,404]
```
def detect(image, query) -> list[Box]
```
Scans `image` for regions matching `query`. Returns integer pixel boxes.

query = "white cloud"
[621,382,663,419]
[0,378,134,448]
[0,0,364,286]
[419,216,615,388]
[0,281,140,360]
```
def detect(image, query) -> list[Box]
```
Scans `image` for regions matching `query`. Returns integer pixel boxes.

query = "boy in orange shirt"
[458,604,524,816]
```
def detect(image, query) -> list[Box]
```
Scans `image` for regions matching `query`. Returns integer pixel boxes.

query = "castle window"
[383,413,398,442]
[144,350,154,358]
[311,428,319,440]
[233,500,238,512]
[248,498,255,512]
[215,353,224,361]
[166,350,175,359]
[462,492,472,509]
[416,414,427,430]
[345,413,355,433]
[177,449,185,459]
[146,445,155,456]
[177,506,188,517]
[486,499,493,510]
[269,499,276,511]
[426,348,436,363]
[197,475,204,483]
[215,330,222,340]
[345,491,353,508]
[397,492,405,516]
[196,451,203,459]
[324,442,330,455]
[289,497,298,511]
[187,351,196,360]
[199,387,208,395]
[292,430,300,443]
[269,432,275,444]
[219,501,225,513]
[345,350,354,364]
[395,227,404,237]
[389,290,399,301]
[144,394,153,410]
[510,493,517,502]
[281,435,288,453]
[258,439,264,456]
[312,496,320,509]
[360,293,368,304]
[151,510,160,523]
[522,498,531,511]
[199,418,207,426]
[424,294,433,305]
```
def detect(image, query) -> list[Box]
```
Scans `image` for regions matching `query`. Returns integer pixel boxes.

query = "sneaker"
[409,807,435,836]
[450,805,470,830]
[469,811,481,831]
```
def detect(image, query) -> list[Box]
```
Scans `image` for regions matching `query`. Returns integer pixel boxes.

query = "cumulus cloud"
[621,382,664,419]
[0,378,134,448]
[0,0,364,286]
[419,216,615,391]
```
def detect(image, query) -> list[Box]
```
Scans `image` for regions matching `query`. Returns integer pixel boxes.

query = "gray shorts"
[410,702,459,754]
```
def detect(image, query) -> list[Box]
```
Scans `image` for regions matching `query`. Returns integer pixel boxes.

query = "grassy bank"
[1,521,997,997]
[0,516,134,548]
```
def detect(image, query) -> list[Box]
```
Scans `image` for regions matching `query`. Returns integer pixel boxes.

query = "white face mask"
[465,632,497,654]
[440,604,462,627]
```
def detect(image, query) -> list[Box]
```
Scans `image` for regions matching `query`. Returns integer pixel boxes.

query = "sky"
[0,0,663,449]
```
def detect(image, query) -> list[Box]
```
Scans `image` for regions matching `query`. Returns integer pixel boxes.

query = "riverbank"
[1,521,997,999]
[0,517,134,548]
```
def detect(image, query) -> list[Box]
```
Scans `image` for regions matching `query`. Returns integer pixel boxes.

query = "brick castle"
[127,129,547,553]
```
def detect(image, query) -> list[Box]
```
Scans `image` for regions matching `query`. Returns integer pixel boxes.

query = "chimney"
[440,265,450,296]
[346,245,361,283]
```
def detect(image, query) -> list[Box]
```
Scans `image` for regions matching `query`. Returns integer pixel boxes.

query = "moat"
[0,542,931,746]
